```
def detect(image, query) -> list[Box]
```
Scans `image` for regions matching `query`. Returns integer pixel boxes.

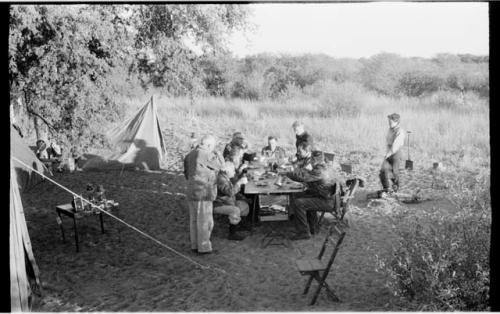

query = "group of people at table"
[184,114,406,255]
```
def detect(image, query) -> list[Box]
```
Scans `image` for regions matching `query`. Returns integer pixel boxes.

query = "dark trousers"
[290,195,332,236]
[379,150,402,190]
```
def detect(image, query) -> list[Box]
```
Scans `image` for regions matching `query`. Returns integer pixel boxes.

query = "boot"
[228,224,246,241]
[237,219,252,232]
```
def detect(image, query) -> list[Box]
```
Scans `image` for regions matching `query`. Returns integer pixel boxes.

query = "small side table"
[56,203,114,252]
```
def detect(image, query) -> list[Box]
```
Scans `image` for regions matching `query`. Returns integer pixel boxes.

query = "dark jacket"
[213,173,241,207]
[295,132,314,150]
[286,151,339,200]
[223,141,248,161]
[183,147,224,201]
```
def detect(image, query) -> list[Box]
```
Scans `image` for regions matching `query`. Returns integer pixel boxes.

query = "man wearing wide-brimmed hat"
[380,113,405,194]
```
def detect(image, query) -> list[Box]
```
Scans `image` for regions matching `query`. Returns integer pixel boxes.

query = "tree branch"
[26,107,57,132]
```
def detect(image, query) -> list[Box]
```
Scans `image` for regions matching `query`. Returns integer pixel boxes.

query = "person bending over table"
[213,161,251,241]
[284,141,342,240]
[290,121,314,164]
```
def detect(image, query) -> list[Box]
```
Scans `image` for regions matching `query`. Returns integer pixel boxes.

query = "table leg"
[99,213,105,233]
[251,195,258,233]
[73,216,79,252]
[57,211,66,242]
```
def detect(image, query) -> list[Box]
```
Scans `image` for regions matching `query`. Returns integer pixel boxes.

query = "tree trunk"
[33,116,41,141]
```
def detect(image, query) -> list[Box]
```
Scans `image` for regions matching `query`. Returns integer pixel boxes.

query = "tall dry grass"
[116,90,489,170]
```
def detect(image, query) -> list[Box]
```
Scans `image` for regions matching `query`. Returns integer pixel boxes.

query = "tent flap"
[83,99,166,171]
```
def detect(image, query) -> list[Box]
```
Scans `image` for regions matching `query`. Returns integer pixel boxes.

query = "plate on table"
[287,182,304,189]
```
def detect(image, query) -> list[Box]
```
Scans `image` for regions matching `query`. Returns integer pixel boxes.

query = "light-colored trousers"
[188,201,214,253]
[213,200,249,225]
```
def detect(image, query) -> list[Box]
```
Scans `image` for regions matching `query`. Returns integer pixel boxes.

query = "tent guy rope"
[11,156,227,274]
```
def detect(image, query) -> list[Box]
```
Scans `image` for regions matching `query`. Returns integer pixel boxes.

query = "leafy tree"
[129,4,251,95]
[360,52,407,96]
[9,5,133,152]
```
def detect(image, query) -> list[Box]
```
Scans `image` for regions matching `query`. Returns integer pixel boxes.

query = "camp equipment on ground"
[405,131,413,170]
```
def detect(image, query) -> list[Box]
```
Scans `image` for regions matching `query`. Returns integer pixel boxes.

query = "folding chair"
[323,152,335,165]
[315,178,361,230]
[295,224,347,305]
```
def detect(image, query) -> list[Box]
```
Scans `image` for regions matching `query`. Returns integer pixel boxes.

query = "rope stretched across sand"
[12,156,227,274]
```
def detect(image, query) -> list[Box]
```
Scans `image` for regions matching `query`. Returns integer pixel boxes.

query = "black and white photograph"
[9,2,490,311]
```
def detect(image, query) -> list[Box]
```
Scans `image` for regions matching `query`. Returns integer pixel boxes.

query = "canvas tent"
[11,125,51,191]
[83,98,166,171]
[10,165,42,311]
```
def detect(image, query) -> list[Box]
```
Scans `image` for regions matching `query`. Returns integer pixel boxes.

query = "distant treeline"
[9,4,488,152]
[196,52,488,100]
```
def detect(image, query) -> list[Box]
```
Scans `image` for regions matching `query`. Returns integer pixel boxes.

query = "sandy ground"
[19,124,474,311]
[20,148,466,312]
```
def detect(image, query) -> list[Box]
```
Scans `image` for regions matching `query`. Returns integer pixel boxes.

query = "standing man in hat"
[184,135,224,255]
[380,113,406,194]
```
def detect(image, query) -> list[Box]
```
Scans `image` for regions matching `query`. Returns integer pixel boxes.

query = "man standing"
[291,121,314,162]
[380,113,405,194]
[213,161,250,241]
[184,135,224,255]
[285,142,342,240]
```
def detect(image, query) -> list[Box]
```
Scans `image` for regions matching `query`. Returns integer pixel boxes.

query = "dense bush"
[397,69,444,97]
[304,80,366,117]
[376,174,490,311]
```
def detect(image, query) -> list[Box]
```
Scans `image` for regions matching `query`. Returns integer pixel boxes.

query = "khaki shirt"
[183,147,224,201]
[386,126,405,157]
[261,145,287,160]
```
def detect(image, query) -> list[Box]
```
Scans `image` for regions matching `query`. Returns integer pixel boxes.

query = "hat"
[388,113,400,122]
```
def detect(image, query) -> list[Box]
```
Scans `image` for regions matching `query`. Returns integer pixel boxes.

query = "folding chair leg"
[316,212,325,231]
[310,272,340,305]
[303,274,315,295]
[321,281,340,302]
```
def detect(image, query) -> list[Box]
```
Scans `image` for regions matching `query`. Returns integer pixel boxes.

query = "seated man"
[261,136,287,160]
[223,132,248,161]
[285,142,342,240]
[47,141,63,160]
[35,139,49,160]
[213,161,251,241]
[224,145,248,179]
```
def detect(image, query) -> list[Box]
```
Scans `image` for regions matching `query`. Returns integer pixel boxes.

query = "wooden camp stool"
[296,224,347,305]
[55,201,118,252]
